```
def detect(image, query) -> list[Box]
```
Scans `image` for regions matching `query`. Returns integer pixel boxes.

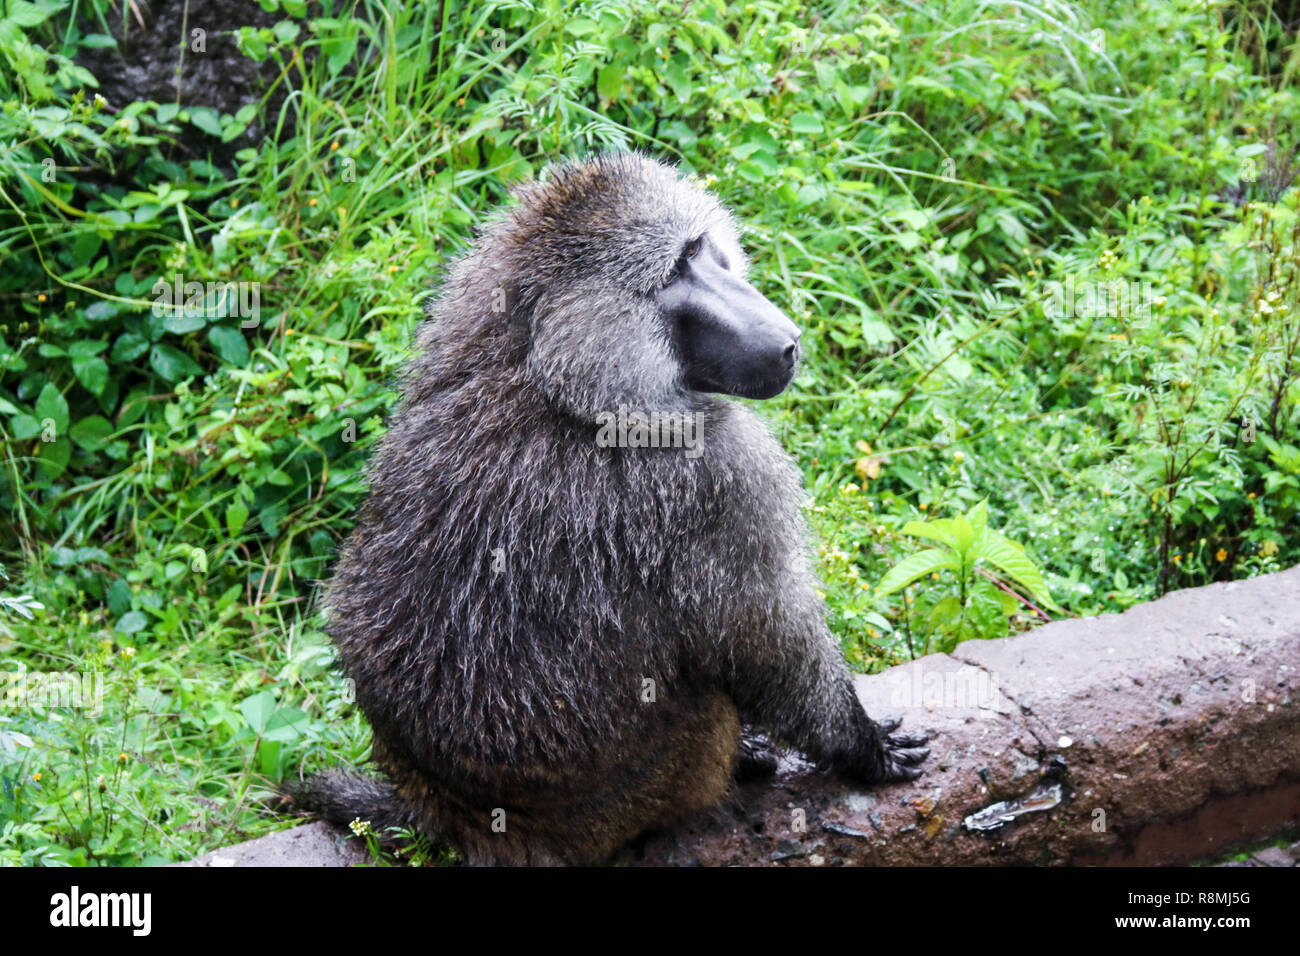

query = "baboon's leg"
[390,693,742,865]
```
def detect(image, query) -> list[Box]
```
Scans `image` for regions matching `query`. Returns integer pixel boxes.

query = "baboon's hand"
[837,715,931,784]
[874,715,931,782]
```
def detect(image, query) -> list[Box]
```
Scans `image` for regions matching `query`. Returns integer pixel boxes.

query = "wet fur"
[291,153,926,865]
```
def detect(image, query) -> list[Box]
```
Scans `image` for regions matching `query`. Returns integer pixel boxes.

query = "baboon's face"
[655,233,802,400]
[514,154,804,418]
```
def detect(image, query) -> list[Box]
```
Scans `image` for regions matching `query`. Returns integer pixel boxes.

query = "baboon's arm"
[707,584,929,784]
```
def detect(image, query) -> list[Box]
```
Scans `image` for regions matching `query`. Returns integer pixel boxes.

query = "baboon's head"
[497,153,801,418]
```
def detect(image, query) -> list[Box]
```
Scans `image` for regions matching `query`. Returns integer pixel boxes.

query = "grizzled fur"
[291,153,927,865]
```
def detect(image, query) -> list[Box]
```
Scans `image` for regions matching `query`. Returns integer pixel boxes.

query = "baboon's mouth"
[690,368,795,400]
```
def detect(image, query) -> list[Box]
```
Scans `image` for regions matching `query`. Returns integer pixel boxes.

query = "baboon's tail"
[285,769,416,836]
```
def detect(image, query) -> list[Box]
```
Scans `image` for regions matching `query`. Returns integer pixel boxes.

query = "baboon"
[290,153,929,865]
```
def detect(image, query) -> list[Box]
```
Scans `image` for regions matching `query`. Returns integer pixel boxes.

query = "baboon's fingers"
[883,762,927,782]
[876,716,903,734]
[886,732,931,749]
[888,746,931,767]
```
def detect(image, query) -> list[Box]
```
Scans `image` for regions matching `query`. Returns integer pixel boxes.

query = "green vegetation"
[0,0,1296,864]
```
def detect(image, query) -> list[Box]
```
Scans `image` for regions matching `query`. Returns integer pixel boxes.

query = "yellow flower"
[1173,554,1182,564]
[37,293,47,302]
[1215,548,1227,562]
[308,198,318,207]
[32,772,42,781]
[1248,492,1256,499]
[854,440,881,480]
[330,141,339,150]
[856,457,882,480]
[118,752,129,763]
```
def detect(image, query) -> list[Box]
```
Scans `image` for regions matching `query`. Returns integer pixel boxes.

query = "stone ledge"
[181,565,1300,866]
[176,818,367,867]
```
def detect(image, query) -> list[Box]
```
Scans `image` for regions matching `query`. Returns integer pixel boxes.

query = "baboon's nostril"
[782,341,799,364]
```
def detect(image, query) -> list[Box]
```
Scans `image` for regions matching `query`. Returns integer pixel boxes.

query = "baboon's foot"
[735,729,779,781]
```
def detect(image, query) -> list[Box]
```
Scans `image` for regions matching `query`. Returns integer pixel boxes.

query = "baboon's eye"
[683,238,703,260]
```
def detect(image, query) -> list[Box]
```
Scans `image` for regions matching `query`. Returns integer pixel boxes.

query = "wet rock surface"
[183,565,1300,867]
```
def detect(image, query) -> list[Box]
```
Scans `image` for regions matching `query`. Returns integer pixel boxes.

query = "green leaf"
[149,344,201,382]
[68,340,108,359]
[85,301,118,321]
[116,610,148,634]
[208,324,250,366]
[891,208,929,230]
[37,439,70,478]
[972,529,1061,611]
[272,20,300,44]
[111,332,149,362]
[875,548,959,597]
[951,516,975,555]
[661,58,690,103]
[164,309,206,334]
[107,579,132,616]
[928,595,963,629]
[900,519,958,550]
[35,383,69,433]
[73,356,109,395]
[597,61,625,100]
[188,106,222,137]
[564,17,597,36]
[225,500,249,537]
[790,112,823,134]
[6,1,51,27]
[239,691,277,733]
[259,739,282,777]
[893,230,923,251]
[70,415,113,451]
[262,706,310,743]
[10,413,41,439]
